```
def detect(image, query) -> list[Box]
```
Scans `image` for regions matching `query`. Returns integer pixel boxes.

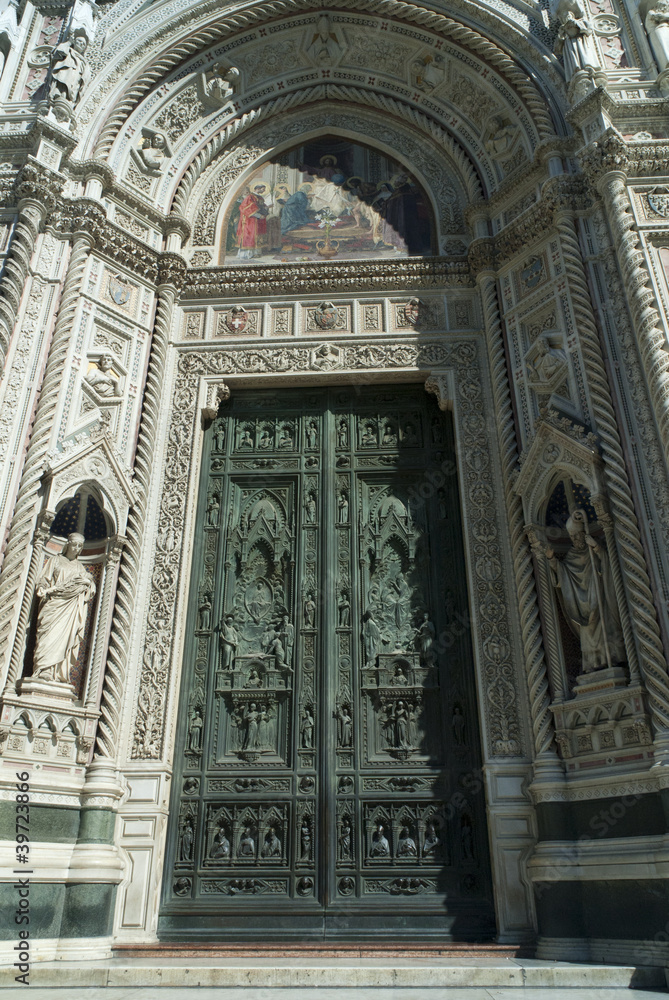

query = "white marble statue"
[32,532,96,685]
[554,10,599,80]
[137,132,168,173]
[85,354,121,397]
[645,0,669,71]
[544,510,625,673]
[49,34,90,107]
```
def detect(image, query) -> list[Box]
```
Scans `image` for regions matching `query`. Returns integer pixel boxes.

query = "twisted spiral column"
[0,220,98,693]
[94,255,184,761]
[597,172,669,476]
[0,200,44,374]
[555,209,669,761]
[477,265,560,776]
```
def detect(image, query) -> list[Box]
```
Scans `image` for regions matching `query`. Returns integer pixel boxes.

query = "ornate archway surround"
[112,292,538,945]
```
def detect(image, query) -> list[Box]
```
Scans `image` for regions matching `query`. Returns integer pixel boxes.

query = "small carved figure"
[484,117,519,160]
[220,615,239,669]
[179,815,194,861]
[188,708,203,752]
[257,705,270,748]
[282,615,294,667]
[554,8,599,80]
[394,700,410,748]
[32,532,96,685]
[49,33,90,107]
[137,132,168,173]
[390,664,408,686]
[646,0,669,72]
[206,62,240,102]
[543,510,625,673]
[339,819,352,859]
[338,591,350,627]
[362,610,381,665]
[262,826,282,857]
[245,669,262,689]
[461,815,474,860]
[214,423,226,452]
[267,632,287,670]
[307,421,318,448]
[423,822,440,856]
[361,423,376,446]
[337,419,349,448]
[304,592,316,627]
[197,598,211,632]
[336,704,352,748]
[402,422,418,446]
[85,354,121,396]
[207,494,220,527]
[238,827,255,857]
[307,13,343,63]
[415,613,436,665]
[278,425,293,448]
[211,824,231,859]
[300,819,312,860]
[529,338,565,382]
[452,705,466,745]
[300,707,315,748]
[382,423,397,446]
[239,427,254,449]
[305,492,317,523]
[370,823,390,857]
[242,703,260,749]
[397,826,417,857]
[259,429,272,449]
[338,492,349,523]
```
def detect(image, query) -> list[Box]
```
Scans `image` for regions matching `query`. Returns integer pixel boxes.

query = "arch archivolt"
[77,1,564,189]
[182,106,472,256]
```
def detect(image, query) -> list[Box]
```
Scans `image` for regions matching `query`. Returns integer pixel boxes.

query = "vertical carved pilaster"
[0,201,105,692]
[596,170,669,477]
[95,251,187,761]
[553,206,669,762]
[472,256,560,775]
[524,525,568,705]
[83,534,127,714]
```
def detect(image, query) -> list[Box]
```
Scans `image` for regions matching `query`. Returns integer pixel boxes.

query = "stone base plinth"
[572,666,627,696]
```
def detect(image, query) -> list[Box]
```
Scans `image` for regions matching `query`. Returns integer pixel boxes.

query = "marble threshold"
[0,956,665,990]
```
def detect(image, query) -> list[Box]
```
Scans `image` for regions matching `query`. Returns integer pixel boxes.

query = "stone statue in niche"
[645,0,669,71]
[423,822,441,856]
[220,614,239,668]
[300,706,314,748]
[306,421,318,448]
[213,423,226,452]
[338,492,349,523]
[235,702,260,750]
[543,510,625,673]
[397,826,417,857]
[257,702,276,749]
[337,419,349,448]
[554,6,599,80]
[370,823,390,857]
[206,494,220,527]
[49,32,90,107]
[339,819,352,859]
[188,708,203,752]
[85,354,121,397]
[244,668,262,688]
[32,532,96,686]
[304,592,316,627]
[211,824,231,859]
[527,336,567,386]
[305,491,317,523]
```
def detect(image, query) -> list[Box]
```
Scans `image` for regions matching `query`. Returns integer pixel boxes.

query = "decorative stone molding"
[201,381,230,424]
[128,340,525,762]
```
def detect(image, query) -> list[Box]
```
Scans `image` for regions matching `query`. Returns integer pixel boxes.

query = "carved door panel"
[160,385,494,940]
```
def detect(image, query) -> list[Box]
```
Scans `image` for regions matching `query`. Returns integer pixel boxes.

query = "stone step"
[2,990,669,1000]
[0,958,665,991]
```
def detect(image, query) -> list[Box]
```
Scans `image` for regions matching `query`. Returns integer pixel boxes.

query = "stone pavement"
[0,989,667,999]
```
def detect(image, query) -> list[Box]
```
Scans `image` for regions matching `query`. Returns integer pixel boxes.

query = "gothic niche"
[23,489,109,699]
[215,489,294,764]
[360,490,439,762]
[218,135,435,265]
[541,479,626,691]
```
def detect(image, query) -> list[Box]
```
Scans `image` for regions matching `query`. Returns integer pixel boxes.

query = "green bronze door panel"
[159,385,494,940]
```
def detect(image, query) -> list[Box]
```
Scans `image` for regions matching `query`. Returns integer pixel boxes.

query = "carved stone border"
[128,338,526,762]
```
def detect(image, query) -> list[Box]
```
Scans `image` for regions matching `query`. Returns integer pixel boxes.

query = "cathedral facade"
[0,0,669,968]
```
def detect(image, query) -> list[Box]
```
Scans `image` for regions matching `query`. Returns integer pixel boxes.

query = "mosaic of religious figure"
[221,136,433,264]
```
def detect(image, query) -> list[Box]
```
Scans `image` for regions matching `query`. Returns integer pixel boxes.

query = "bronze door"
[160,384,494,940]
